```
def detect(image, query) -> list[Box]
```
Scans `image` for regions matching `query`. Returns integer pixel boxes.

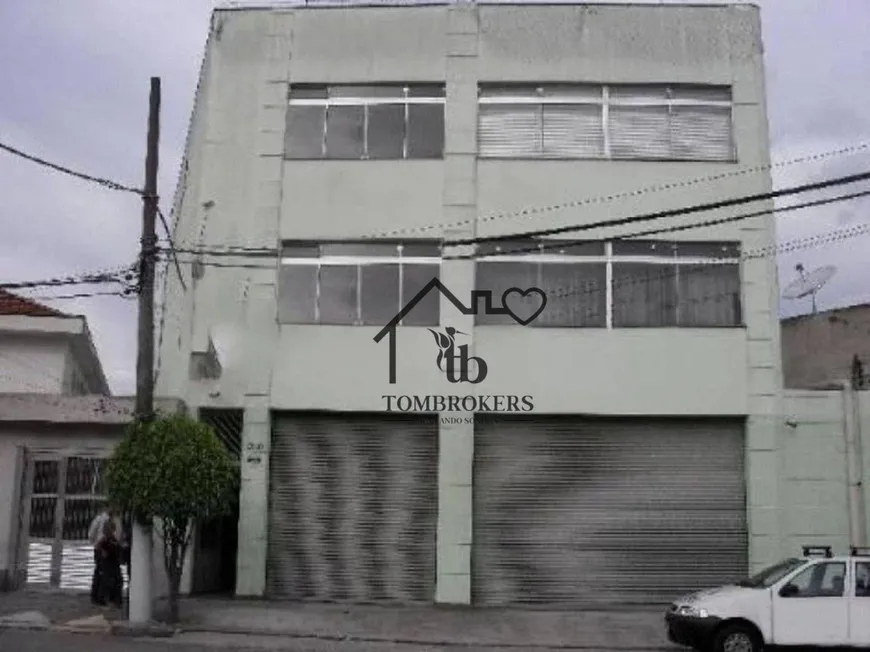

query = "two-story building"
[156,1,869,608]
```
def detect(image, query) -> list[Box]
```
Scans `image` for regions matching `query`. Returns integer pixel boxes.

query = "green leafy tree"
[105,413,237,622]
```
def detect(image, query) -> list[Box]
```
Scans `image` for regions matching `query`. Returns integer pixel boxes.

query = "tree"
[105,413,238,623]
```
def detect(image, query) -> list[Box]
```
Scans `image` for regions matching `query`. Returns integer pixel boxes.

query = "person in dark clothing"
[96,520,124,608]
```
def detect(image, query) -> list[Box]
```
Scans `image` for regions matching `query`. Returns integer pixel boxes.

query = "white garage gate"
[267,412,439,603]
[472,416,747,607]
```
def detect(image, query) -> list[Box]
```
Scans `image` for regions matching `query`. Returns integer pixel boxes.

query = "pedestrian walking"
[88,506,113,605]
[96,519,124,608]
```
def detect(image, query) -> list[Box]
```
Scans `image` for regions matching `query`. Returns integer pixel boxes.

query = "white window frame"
[280,243,442,326]
[475,240,741,329]
[288,85,446,160]
[477,83,734,161]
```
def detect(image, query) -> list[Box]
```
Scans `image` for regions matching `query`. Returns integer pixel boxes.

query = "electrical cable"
[364,141,870,238]
[0,141,143,195]
[156,206,187,292]
[0,264,137,291]
[444,169,870,250]
[156,183,870,262]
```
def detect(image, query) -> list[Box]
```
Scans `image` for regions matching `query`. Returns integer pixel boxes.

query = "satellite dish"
[781,263,837,314]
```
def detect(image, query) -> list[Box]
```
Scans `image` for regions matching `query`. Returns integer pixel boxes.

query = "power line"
[155,219,870,314]
[155,184,870,262]
[364,141,870,238]
[445,169,870,250]
[0,265,136,291]
[156,206,187,291]
[0,141,143,195]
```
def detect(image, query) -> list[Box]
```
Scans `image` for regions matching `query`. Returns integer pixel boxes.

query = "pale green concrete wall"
[155,3,784,599]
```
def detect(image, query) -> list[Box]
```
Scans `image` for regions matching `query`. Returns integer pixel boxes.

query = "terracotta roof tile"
[0,289,69,317]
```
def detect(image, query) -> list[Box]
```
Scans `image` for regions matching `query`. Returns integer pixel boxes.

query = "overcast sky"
[1,0,869,395]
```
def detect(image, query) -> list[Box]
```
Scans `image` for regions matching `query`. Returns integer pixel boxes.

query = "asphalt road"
[0,629,667,652]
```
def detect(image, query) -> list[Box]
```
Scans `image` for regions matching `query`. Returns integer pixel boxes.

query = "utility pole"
[129,76,161,625]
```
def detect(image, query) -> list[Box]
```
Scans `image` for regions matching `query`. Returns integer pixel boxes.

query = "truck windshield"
[736,558,806,588]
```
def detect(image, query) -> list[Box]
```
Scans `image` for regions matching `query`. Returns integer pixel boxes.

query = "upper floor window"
[474,239,741,328]
[285,84,445,161]
[478,84,735,162]
[279,241,441,326]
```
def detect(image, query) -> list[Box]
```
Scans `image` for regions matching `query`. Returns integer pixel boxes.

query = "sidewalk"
[177,598,676,650]
[0,590,678,650]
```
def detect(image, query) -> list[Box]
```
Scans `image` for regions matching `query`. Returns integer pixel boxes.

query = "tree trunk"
[167,547,182,623]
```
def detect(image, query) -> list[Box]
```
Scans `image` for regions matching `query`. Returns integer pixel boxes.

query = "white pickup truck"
[665,546,870,652]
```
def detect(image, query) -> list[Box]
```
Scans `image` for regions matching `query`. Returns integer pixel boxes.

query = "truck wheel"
[711,624,760,652]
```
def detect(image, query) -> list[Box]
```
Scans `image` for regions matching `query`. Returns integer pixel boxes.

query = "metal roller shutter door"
[268,413,438,603]
[472,416,747,607]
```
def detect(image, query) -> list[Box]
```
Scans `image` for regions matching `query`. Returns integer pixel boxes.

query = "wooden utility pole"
[129,76,161,624]
[135,76,161,421]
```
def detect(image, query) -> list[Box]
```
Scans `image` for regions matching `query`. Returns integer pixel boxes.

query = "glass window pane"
[401,264,440,326]
[318,265,358,325]
[612,263,677,327]
[401,241,442,258]
[542,104,604,158]
[62,498,105,540]
[407,104,444,159]
[539,240,605,256]
[367,104,406,159]
[65,458,105,495]
[479,105,542,157]
[408,84,445,98]
[33,460,59,494]
[609,85,669,102]
[325,106,364,159]
[612,240,677,257]
[285,106,325,159]
[477,239,541,257]
[540,84,602,102]
[281,243,320,258]
[329,85,403,99]
[29,497,56,538]
[675,242,741,259]
[670,85,731,103]
[290,85,327,100]
[856,562,870,597]
[278,265,318,324]
[480,85,540,100]
[609,106,671,159]
[321,243,399,257]
[678,264,741,327]
[537,263,606,327]
[819,563,846,596]
[475,262,539,325]
[360,264,400,326]
[671,106,734,161]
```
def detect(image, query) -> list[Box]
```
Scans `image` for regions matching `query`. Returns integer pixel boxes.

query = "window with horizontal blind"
[279,241,442,326]
[285,84,445,160]
[478,84,735,162]
[474,239,742,328]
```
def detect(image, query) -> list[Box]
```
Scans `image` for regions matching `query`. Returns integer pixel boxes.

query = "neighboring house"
[0,290,110,395]
[781,302,870,389]
[155,1,870,608]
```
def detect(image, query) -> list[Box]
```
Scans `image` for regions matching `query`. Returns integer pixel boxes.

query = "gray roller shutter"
[268,413,438,603]
[472,416,747,607]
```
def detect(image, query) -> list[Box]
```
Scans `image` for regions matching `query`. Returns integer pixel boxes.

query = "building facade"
[781,302,870,390]
[0,290,109,395]
[156,1,850,607]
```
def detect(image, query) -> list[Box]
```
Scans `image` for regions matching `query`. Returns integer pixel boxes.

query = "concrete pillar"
[235,399,270,596]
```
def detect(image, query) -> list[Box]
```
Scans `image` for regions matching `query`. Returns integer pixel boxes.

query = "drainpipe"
[842,380,867,548]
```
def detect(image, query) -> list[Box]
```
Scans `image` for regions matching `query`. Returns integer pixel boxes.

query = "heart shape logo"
[501,287,547,326]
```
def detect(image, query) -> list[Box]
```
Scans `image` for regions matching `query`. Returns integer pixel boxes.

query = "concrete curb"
[178,625,678,650]
[110,621,178,638]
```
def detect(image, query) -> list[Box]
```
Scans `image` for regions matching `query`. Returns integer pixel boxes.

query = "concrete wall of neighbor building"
[156,3,783,599]
[781,303,870,389]
[0,397,191,596]
[0,334,69,394]
[781,390,870,556]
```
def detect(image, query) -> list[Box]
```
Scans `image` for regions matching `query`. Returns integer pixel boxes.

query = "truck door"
[848,561,870,645]
[772,560,849,645]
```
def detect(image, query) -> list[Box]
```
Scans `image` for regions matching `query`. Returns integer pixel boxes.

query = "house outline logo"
[373,278,547,384]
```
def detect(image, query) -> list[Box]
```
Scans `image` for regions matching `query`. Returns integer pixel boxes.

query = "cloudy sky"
[1,0,869,395]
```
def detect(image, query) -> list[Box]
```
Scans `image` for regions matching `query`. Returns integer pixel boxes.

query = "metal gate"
[16,451,125,591]
[472,416,747,607]
[267,413,439,603]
